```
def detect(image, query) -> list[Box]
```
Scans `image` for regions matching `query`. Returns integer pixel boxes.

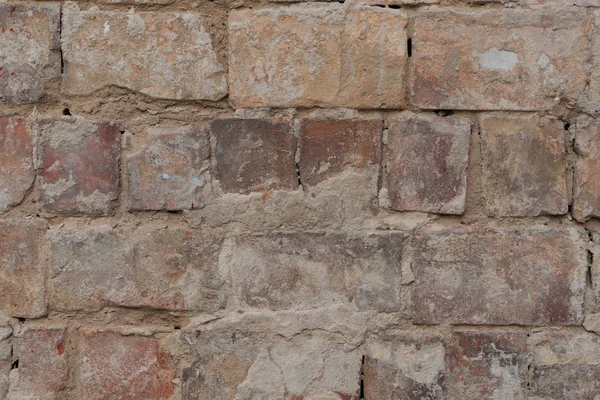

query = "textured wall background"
[1,0,600,398]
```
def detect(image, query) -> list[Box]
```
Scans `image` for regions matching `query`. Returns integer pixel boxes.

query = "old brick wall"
[1,0,600,398]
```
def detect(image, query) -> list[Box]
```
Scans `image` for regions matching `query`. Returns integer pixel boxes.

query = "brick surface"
[0,117,35,212]
[37,116,120,215]
[591,11,600,104]
[11,326,68,399]
[127,125,210,211]
[299,119,382,187]
[411,9,590,110]
[79,330,175,400]
[229,6,407,108]
[384,116,470,214]
[0,219,46,318]
[0,3,60,104]
[588,232,600,313]
[410,226,587,325]
[481,115,567,217]
[62,4,227,101]
[223,232,404,312]
[574,119,600,221]
[211,118,297,194]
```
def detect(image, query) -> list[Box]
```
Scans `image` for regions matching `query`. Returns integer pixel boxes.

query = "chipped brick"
[0,117,34,212]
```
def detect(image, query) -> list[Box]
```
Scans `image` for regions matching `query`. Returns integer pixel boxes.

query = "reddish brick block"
[481,115,567,217]
[384,116,470,214]
[0,3,60,104]
[410,226,587,325]
[574,119,600,221]
[0,219,46,318]
[37,116,120,215]
[0,117,35,211]
[229,6,407,108]
[298,119,382,187]
[411,10,589,110]
[11,326,68,399]
[62,3,226,101]
[211,119,297,194]
[127,125,210,211]
[223,232,403,312]
[79,330,175,400]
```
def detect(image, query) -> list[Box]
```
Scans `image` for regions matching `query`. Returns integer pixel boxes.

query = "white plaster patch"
[474,48,518,71]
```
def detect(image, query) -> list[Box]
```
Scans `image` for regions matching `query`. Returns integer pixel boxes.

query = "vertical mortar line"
[376,116,387,204]
[59,3,64,75]
[293,117,303,190]
[585,227,594,312]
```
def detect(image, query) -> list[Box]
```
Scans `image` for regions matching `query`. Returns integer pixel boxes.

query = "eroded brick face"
[0,117,35,212]
[37,116,120,215]
[574,119,600,221]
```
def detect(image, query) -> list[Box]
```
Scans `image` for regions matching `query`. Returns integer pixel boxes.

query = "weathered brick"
[364,336,445,399]
[0,117,35,212]
[37,116,120,215]
[50,226,223,312]
[0,4,60,104]
[573,118,600,221]
[10,326,68,399]
[481,115,567,217]
[0,219,46,318]
[411,10,590,110]
[62,3,227,101]
[590,11,600,104]
[211,118,297,194]
[222,232,403,312]
[79,330,175,399]
[588,232,600,313]
[127,125,210,211]
[384,116,470,214]
[229,6,407,108]
[410,226,587,325]
[299,119,382,187]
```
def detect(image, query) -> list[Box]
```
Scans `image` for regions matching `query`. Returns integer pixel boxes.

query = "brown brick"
[590,11,600,104]
[211,118,297,194]
[410,226,587,325]
[411,10,590,110]
[223,232,403,312]
[0,219,46,318]
[299,119,382,187]
[384,116,470,214]
[573,119,600,221]
[0,4,60,104]
[481,115,567,217]
[11,326,68,399]
[37,116,120,215]
[0,117,35,211]
[79,330,175,400]
[62,3,226,101]
[229,6,407,108]
[127,125,210,211]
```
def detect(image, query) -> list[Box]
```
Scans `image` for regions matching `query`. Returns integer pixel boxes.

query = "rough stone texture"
[411,9,590,110]
[481,114,568,217]
[573,118,600,221]
[37,116,120,215]
[590,11,600,105]
[0,117,35,212]
[410,225,587,325]
[50,226,224,312]
[211,118,298,194]
[62,3,227,101]
[0,219,46,318]
[589,232,600,313]
[0,3,60,104]
[384,116,470,214]
[79,330,175,400]
[9,326,68,399]
[222,232,404,312]
[229,6,407,108]
[299,119,382,187]
[127,125,210,211]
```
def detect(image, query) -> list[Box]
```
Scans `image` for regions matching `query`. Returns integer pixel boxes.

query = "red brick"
[384,116,470,214]
[410,226,587,325]
[411,9,590,110]
[37,116,120,215]
[0,117,35,211]
[299,119,382,187]
[11,326,68,399]
[0,219,47,318]
[211,118,297,194]
[0,4,60,104]
[573,119,600,221]
[79,330,175,400]
[127,125,210,211]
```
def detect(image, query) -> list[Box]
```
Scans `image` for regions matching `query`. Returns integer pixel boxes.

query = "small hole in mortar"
[564,123,571,131]
[62,108,71,116]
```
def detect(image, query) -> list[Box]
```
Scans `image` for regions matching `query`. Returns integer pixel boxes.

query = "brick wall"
[1,0,600,398]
